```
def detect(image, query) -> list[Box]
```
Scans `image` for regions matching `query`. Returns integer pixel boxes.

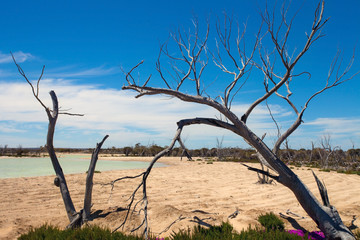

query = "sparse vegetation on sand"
[19,214,327,240]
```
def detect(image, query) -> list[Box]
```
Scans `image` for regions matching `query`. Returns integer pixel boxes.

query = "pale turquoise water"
[0,154,162,179]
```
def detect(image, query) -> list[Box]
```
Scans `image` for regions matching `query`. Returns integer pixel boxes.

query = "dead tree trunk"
[83,135,109,223]
[37,90,109,228]
[108,126,191,239]
[121,1,358,238]
[45,91,79,224]
[13,55,109,228]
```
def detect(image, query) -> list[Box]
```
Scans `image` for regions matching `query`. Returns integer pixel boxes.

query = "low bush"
[19,212,335,240]
[336,169,360,175]
[19,222,311,240]
[257,212,285,231]
[18,225,145,240]
[170,223,304,240]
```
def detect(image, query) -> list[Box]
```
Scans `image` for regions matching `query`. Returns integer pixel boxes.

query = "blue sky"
[0,0,359,150]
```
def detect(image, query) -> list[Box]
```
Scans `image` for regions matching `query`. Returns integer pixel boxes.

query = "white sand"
[0,156,359,239]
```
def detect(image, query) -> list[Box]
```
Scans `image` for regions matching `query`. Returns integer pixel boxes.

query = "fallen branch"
[156,215,188,236]
[241,163,279,181]
[110,126,191,239]
[228,208,240,219]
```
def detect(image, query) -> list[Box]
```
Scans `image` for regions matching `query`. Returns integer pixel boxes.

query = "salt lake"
[0,154,162,178]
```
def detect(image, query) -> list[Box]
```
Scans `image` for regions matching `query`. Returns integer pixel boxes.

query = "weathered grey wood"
[46,91,78,224]
[124,84,355,240]
[176,117,354,239]
[83,135,109,223]
[13,55,109,229]
[312,170,330,207]
[12,54,80,226]
[110,126,189,239]
[121,1,357,238]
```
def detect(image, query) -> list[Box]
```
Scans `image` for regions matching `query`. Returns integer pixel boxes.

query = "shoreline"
[0,153,178,164]
[0,154,173,180]
[1,157,359,239]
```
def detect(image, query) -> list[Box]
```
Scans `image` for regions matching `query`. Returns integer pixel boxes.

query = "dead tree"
[318,134,342,169]
[107,128,191,239]
[12,54,109,228]
[121,1,358,239]
[216,136,224,161]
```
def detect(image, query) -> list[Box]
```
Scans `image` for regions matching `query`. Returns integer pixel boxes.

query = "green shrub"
[19,221,309,240]
[257,212,284,231]
[85,170,101,174]
[170,223,303,240]
[18,225,145,240]
[171,222,233,240]
[336,169,360,175]
[236,226,304,240]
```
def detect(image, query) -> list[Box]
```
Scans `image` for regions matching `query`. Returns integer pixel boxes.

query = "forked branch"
[12,52,47,109]
[109,127,190,238]
[14,56,108,229]
[212,14,262,109]
[241,1,328,123]
[272,50,359,153]
[83,135,109,223]
[121,1,357,238]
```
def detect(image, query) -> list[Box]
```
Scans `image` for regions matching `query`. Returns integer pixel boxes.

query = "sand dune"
[0,156,359,239]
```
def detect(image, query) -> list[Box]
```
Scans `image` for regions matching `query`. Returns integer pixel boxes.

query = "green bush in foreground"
[257,212,285,231]
[171,222,303,240]
[18,224,144,240]
[19,222,306,240]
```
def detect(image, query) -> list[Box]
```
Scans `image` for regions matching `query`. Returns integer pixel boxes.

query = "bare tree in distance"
[216,136,224,161]
[318,134,343,170]
[12,54,109,228]
[122,1,358,239]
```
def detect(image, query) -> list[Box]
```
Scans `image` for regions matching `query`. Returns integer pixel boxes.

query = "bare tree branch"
[241,163,279,181]
[212,14,262,109]
[121,1,357,238]
[241,1,329,123]
[110,126,191,238]
[11,52,47,110]
[83,135,109,223]
[15,57,108,229]
[312,170,330,207]
[272,49,359,154]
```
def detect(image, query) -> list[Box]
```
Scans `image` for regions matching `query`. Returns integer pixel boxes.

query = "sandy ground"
[0,155,359,239]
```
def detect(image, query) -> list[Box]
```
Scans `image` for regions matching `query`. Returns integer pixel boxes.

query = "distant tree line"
[0,145,92,157]
[1,143,359,172]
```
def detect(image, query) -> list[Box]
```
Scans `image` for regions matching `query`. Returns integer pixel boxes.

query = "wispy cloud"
[1,79,358,149]
[46,65,120,78]
[0,122,26,133]
[0,79,290,148]
[305,118,360,135]
[0,51,33,64]
[286,118,360,149]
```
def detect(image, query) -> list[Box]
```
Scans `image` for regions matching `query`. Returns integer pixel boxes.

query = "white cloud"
[0,122,25,133]
[0,79,291,148]
[287,118,360,149]
[45,65,120,78]
[305,118,360,135]
[0,51,33,64]
[2,79,357,149]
